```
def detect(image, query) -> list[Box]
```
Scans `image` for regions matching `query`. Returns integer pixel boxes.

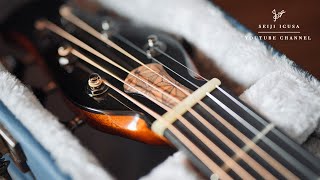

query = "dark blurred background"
[214,0,320,79]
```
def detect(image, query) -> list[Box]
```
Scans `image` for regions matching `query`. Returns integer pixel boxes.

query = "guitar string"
[114,33,203,90]
[57,8,299,178]
[155,47,208,81]
[112,33,312,178]
[57,46,234,179]
[59,7,209,111]
[36,20,186,108]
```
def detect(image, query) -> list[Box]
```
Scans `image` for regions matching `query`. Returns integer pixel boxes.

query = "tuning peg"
[86,73,109,97]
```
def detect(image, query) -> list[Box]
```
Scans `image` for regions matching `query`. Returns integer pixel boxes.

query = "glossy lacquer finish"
[79,108,167,145]
[26,7,203,144]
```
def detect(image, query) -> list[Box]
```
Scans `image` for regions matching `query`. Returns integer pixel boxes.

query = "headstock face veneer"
[3,4,202,144]
[124,63,192,108]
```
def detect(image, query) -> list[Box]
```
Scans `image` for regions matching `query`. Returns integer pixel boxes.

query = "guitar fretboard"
[164,87,320,179]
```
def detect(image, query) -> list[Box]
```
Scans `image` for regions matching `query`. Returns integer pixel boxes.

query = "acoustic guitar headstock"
[3,4,205,144]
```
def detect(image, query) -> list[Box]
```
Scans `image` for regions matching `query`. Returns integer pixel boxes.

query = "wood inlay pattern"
[124,63,191,108]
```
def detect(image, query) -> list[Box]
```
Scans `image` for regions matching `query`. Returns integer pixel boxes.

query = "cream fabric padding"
[0,68,112,180]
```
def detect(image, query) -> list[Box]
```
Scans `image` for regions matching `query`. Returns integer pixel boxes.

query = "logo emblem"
[272,9,286,22]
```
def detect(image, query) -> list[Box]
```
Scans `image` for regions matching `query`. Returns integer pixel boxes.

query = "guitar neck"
[163,86,320,179]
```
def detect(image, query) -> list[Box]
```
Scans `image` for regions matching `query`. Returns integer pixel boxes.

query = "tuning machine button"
[86,73,108,97]
[144,35,166,59]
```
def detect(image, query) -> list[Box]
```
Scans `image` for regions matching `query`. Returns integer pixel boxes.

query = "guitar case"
[0,0,319,179]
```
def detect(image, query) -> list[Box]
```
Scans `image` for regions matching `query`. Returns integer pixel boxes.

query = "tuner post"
[58,46,72,57]
[87,73,108,97]
[34,19,48,30]
[88,73,103,88]
[101,19,117,39]
[147,35,158,48]
[144,35,166,59]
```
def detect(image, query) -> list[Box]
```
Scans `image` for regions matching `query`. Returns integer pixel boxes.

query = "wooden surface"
[79,109,168,145]
[124,63,190,108]
[214,0,320,79]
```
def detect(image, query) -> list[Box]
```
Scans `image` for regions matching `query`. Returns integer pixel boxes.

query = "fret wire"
[206,92,317,177]
[183,104,275,179]
[217,86,320,169]
[56,8,298,177]
[221,123,275,172]
[197,99,297,179]
[241,123,275,153]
